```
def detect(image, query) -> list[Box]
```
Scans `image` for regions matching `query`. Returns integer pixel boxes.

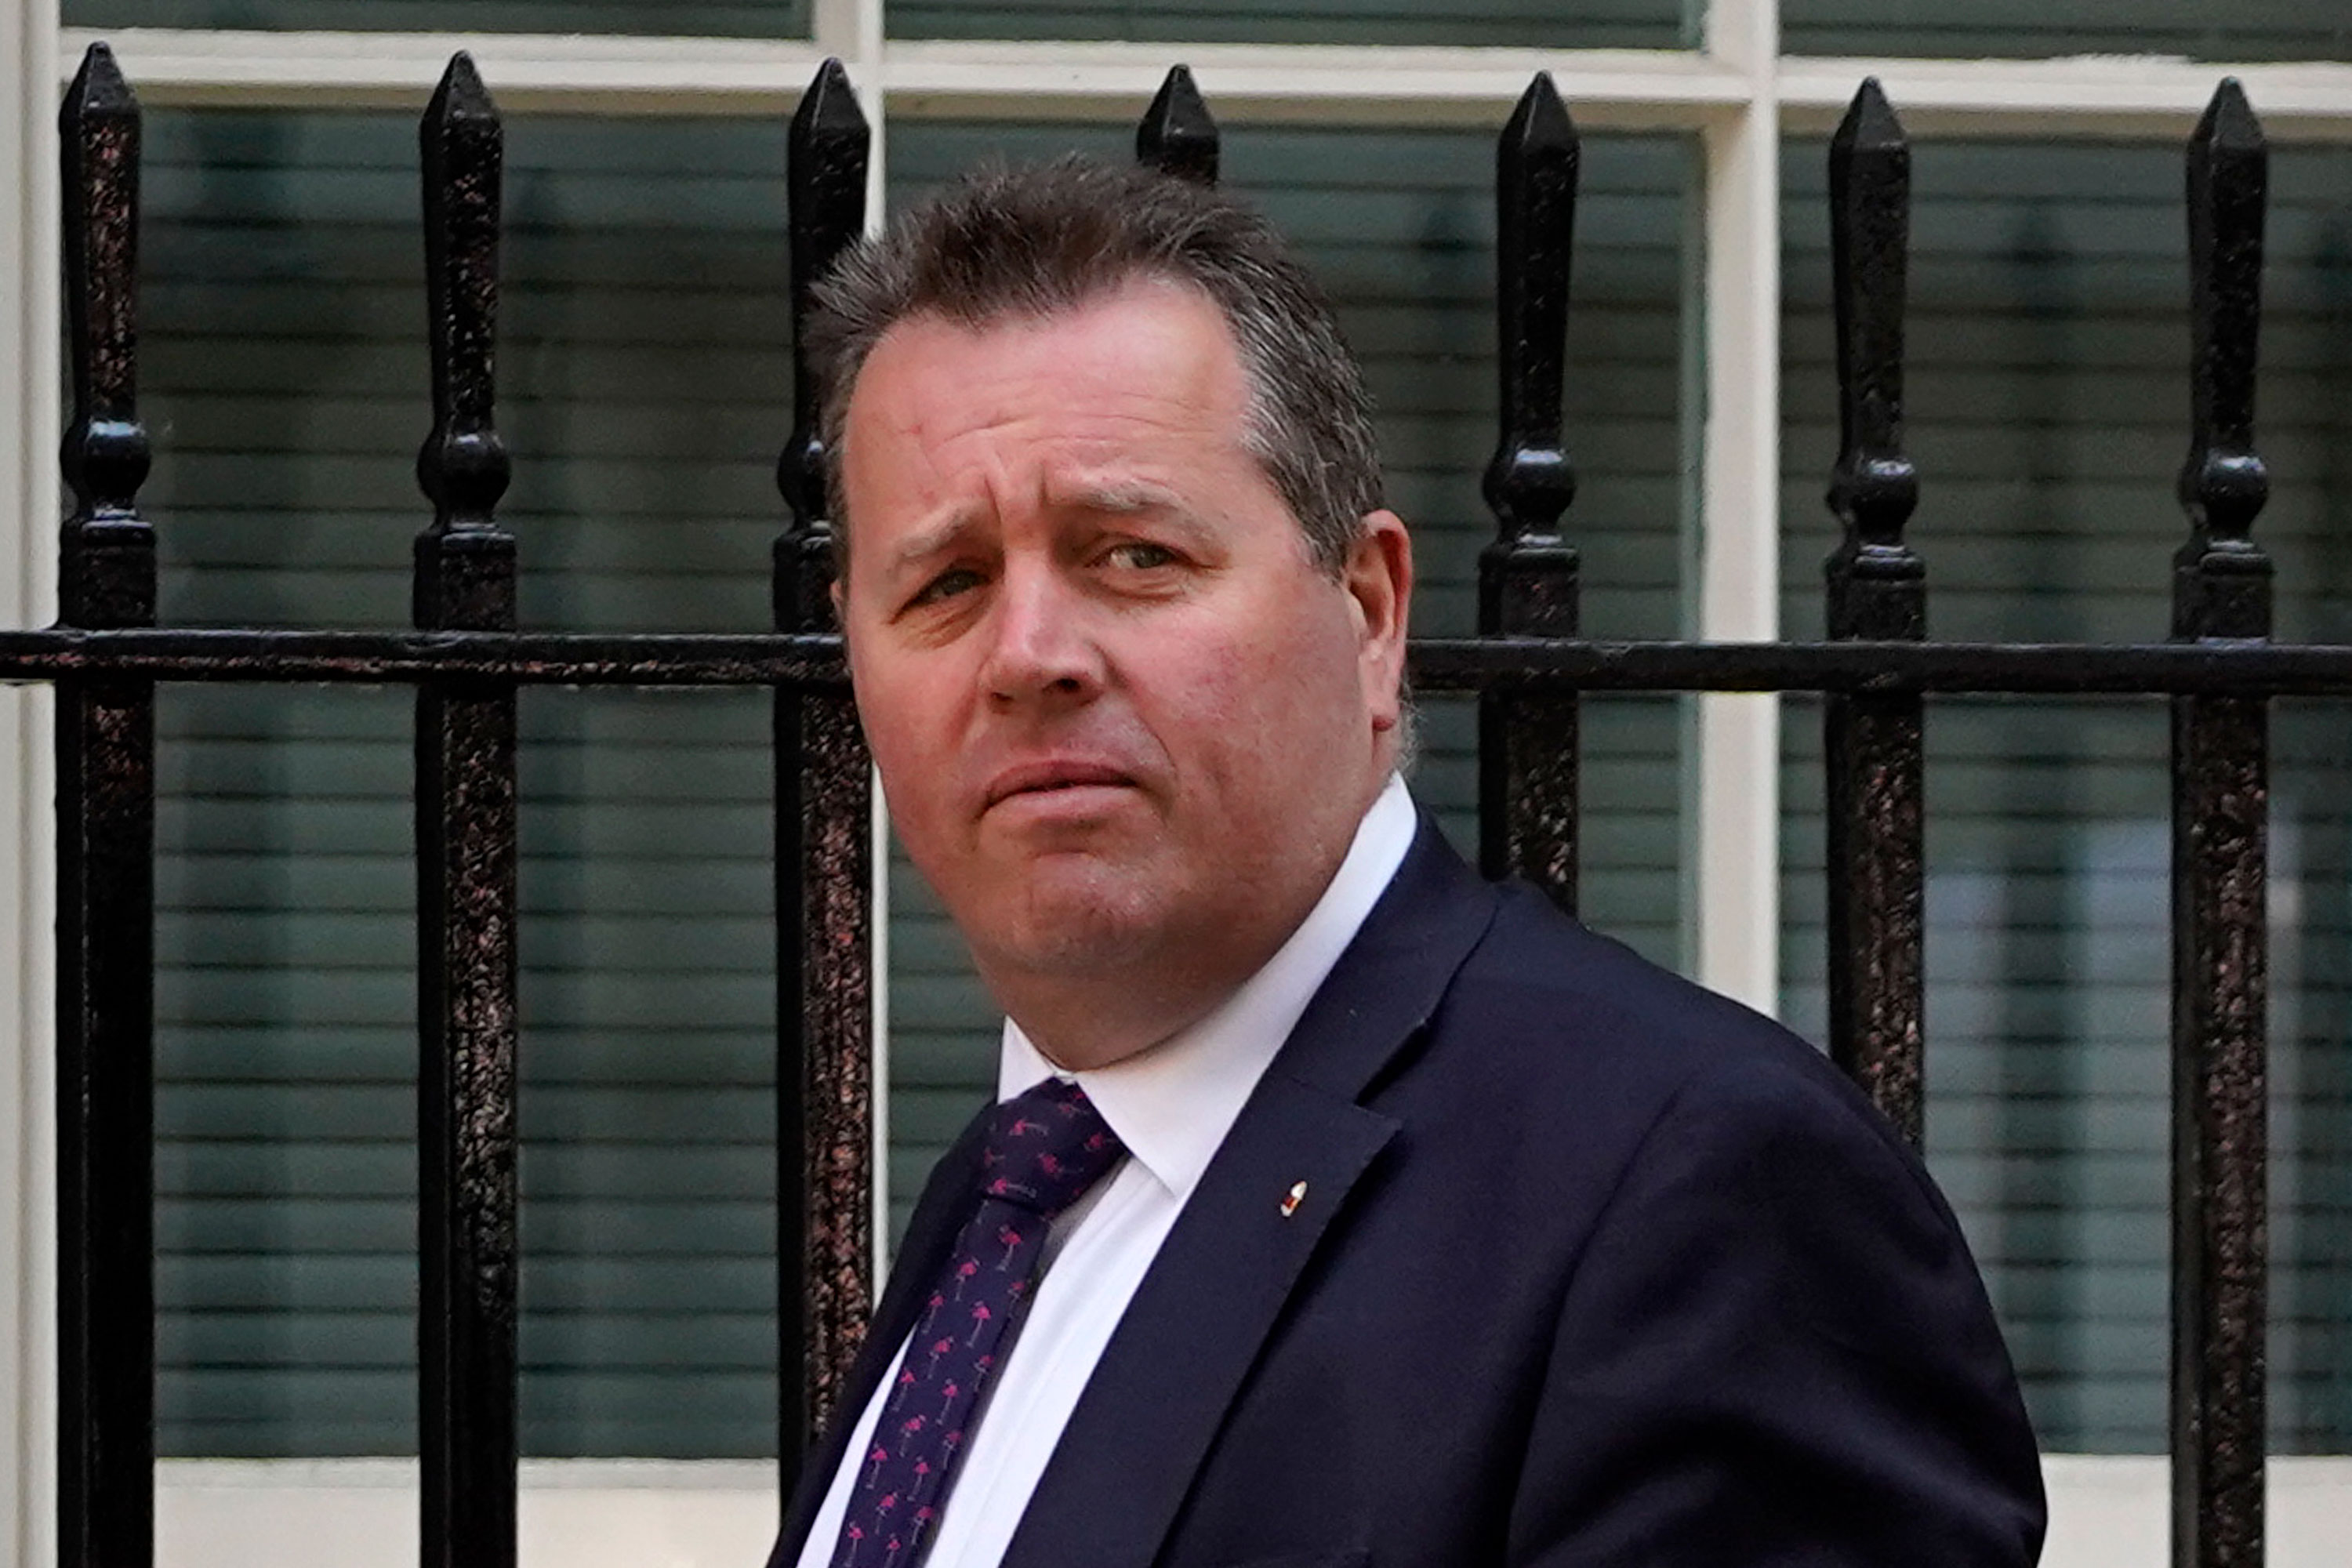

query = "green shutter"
[66,0,811,38]
[1781,0,2350,60]
[146,106,798,1457]
[887,0,1686,48]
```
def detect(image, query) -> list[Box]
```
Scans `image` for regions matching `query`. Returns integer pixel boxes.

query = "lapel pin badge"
[1279,1180,1307,1218]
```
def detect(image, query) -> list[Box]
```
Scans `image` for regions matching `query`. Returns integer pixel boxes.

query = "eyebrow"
[878,480,1202,576]
[1058,478,1185,516]
[884,511,988,575]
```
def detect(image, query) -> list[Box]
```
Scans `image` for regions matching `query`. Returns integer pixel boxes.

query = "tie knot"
[979,1079,1125,1218]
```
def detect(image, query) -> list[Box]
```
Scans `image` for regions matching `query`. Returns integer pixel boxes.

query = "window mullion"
[1682,0,1782,1014]
[1776,53,2352,142]
[2,0,60,1561]
[46,32,2352,140]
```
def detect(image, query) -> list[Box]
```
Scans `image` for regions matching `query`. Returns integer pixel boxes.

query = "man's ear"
[1345,509,1412,733]
[829,575,848,637]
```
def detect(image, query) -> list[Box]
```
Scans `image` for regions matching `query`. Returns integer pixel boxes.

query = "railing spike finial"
[1138,65,1219,187]
[1483,70,1578,543]
[414,49,514,633]
[1477,71,1581,906]
[426,47,495,130]
[64,37,132,111]
[1503,67,1576,167]
[2198,76,2264,165]
[777,57,871,635]
[59,39,155,630]
[1825,74,1921,641]
[2176,76,2271,643]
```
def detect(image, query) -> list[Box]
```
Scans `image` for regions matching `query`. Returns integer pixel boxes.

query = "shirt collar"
[997,772,1419,1203]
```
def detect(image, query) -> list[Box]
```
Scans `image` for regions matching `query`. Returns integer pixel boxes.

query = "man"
[768,157,2045,1568]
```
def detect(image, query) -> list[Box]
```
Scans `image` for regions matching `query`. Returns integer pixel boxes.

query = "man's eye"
[909,566,985,608]
[1104,541,1178,571]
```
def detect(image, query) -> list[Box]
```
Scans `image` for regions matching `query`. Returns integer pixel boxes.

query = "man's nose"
[979,568,1104,708]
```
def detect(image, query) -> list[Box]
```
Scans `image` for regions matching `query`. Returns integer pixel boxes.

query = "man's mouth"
[983,760,1135,810]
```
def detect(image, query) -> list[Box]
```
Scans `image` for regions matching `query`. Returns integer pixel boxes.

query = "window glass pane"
[1777,136,2352,1453]
[155,684,415,1458]
[67,0,809,38]
[881,118,1694,1240]
[1782,0,2349,62]
[143,106,795,1458]
[888,0,1690,49]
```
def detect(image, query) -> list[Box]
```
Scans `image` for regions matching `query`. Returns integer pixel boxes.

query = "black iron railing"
[40,38,2312,1568]
[409,55,520,1568]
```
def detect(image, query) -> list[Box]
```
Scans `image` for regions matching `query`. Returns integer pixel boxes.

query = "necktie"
[827,1078,1127,1568]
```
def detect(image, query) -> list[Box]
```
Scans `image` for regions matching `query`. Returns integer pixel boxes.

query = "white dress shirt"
[795,774,1417,1568]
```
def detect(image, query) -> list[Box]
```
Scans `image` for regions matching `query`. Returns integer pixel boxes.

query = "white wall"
[149,1456,2352,1568]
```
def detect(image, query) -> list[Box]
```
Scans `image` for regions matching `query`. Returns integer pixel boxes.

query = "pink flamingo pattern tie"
[826,1078,1126,1568]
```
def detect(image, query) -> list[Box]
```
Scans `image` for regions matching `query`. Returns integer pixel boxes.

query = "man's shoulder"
[1446,878,1809,1068]
[1411,875,1910,1167]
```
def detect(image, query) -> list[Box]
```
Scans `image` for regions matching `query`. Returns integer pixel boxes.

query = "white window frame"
[3,2,2351,1564]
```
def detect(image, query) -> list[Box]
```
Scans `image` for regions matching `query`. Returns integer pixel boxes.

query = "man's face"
[835,278,1410,1054]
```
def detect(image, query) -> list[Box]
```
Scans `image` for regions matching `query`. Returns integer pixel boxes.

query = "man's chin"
[967,872,1174,981]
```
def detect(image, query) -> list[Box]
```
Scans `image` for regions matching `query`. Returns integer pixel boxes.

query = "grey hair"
[804,155,1385,577]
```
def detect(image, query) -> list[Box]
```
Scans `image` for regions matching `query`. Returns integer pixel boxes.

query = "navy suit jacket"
[771,820,2046,1567]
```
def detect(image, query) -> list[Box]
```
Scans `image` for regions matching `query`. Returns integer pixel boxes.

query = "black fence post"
[2169,78,2272,1568]
[1820,80,1927,1149]
[1479,73,1581,909]
[412,53,519,1568]
[776,57,873,1461]
[1138,65,1218,186]
[56,42,156,1568]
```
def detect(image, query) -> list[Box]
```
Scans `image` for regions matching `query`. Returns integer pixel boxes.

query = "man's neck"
[986,910,1319,1073]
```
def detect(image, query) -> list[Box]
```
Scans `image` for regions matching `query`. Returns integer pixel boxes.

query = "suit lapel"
[1001,822,1499,1568]
[774,1109,990,1563]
